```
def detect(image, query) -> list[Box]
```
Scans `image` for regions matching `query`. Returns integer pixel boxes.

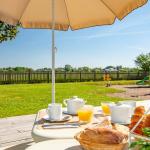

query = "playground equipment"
[136,75,150,85]
[103,73,111,87]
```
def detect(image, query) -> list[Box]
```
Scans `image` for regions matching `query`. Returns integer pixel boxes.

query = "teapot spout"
[63,99,68,106]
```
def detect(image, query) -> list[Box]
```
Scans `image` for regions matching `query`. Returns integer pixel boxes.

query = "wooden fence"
[0,71,148,84]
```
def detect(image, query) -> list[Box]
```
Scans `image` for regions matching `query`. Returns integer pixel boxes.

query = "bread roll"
[79,127,127,144]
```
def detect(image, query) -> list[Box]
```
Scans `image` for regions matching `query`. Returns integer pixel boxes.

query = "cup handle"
[129,107,133,116]
[63,99,68,106]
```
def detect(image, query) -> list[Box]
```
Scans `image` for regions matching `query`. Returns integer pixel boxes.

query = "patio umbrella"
[0,0,147,103]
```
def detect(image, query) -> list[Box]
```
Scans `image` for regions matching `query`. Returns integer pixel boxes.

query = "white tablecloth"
[32,101,150,143]
[32,107,103,142]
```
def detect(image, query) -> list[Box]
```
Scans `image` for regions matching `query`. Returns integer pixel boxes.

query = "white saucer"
[63,110,77,116]
[43,114,72,123]
[111,120,130,125]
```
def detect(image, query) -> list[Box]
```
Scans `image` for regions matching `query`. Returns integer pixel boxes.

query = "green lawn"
[0,80,136,118]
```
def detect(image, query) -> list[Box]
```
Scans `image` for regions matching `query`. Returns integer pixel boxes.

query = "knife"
[43,122,85,127]
[42,123,80,129]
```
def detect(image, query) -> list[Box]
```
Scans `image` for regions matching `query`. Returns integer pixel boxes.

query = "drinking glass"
[101,101,115,115]
[77,105,94,123]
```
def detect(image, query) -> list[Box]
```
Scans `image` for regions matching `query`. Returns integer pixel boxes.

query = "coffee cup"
[110,104,132,124]
[47,103,62,121]
[118,100,136,115]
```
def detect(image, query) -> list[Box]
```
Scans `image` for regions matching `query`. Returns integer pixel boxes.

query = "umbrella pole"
[51,0,55,103]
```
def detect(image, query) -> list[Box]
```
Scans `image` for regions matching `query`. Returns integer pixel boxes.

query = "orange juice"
[101,102,114,115]
[78,105,93,122]
[101,104,111,115]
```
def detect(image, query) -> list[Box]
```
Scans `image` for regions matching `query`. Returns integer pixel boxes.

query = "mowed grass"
[0,80,136,118]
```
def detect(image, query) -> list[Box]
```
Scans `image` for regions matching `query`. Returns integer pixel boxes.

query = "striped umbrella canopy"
[0,0,148,103]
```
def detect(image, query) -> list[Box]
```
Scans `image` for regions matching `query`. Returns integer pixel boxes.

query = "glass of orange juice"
[77,105,94,123]
[101,101,114,116]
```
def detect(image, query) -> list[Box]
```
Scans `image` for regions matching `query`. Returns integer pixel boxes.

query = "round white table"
[32,107,103,142]
[26,139,82,150]
[32,101,150,143]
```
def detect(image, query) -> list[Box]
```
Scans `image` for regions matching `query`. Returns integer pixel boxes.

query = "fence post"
[94,71,96,81]
[28,71,31,83]
[47,71,50,83]
[64,71,67,82]
[127,71,130,80]
[80,72,82,82]
[117,71,119,80]
[8,71,11,84]
[101,72,103,81]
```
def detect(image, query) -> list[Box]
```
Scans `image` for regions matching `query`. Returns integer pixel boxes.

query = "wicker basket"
[75,132,128,150]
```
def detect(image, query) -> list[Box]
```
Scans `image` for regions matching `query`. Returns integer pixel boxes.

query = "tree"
[116,65,122,71]
[0,21,19,43]
[64,64,73,72]
[55,67,65,72]
[91,67,102,72]
[14,67,33,72]
[78,66,91,72]
[36,68,51,72]
[103,66,116,72]
[135,53,150,72]
[0,67,33,72]
[120,67,139,72]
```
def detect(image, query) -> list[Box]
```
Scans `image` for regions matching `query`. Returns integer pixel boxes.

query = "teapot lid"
[72,96,78,99]
[70,96,84,102]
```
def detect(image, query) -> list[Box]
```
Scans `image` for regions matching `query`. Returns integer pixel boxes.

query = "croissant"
[131,114,146,124]
[134,106,145,115]
[129,106,145,134]
[129,106,150,135]
[144,114,150,127]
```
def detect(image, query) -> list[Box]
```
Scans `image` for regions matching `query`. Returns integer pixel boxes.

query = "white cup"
[47,103,62,121]
[118,100,136,115]
[110,104,132,124]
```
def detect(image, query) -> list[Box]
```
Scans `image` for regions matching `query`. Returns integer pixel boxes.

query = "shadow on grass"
[126,86,150,89]
[144,93,150,96]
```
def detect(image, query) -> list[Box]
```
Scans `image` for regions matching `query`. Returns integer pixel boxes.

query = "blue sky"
[0,2,150,69]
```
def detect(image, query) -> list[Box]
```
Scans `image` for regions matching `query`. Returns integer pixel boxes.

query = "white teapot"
[63,96,86,115]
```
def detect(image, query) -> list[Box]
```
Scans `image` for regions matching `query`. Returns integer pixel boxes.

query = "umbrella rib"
[64,0,117,31]
[64,0,71,30]
[100,0,148,20]
[117,0,148,20]
[18,0,32,23]
[100,0,117,18]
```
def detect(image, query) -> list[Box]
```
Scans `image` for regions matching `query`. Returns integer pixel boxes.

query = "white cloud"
[128,46,150,51]
[77,30,150,40]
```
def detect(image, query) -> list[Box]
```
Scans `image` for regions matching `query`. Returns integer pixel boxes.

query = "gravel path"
[108,85,150,100]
